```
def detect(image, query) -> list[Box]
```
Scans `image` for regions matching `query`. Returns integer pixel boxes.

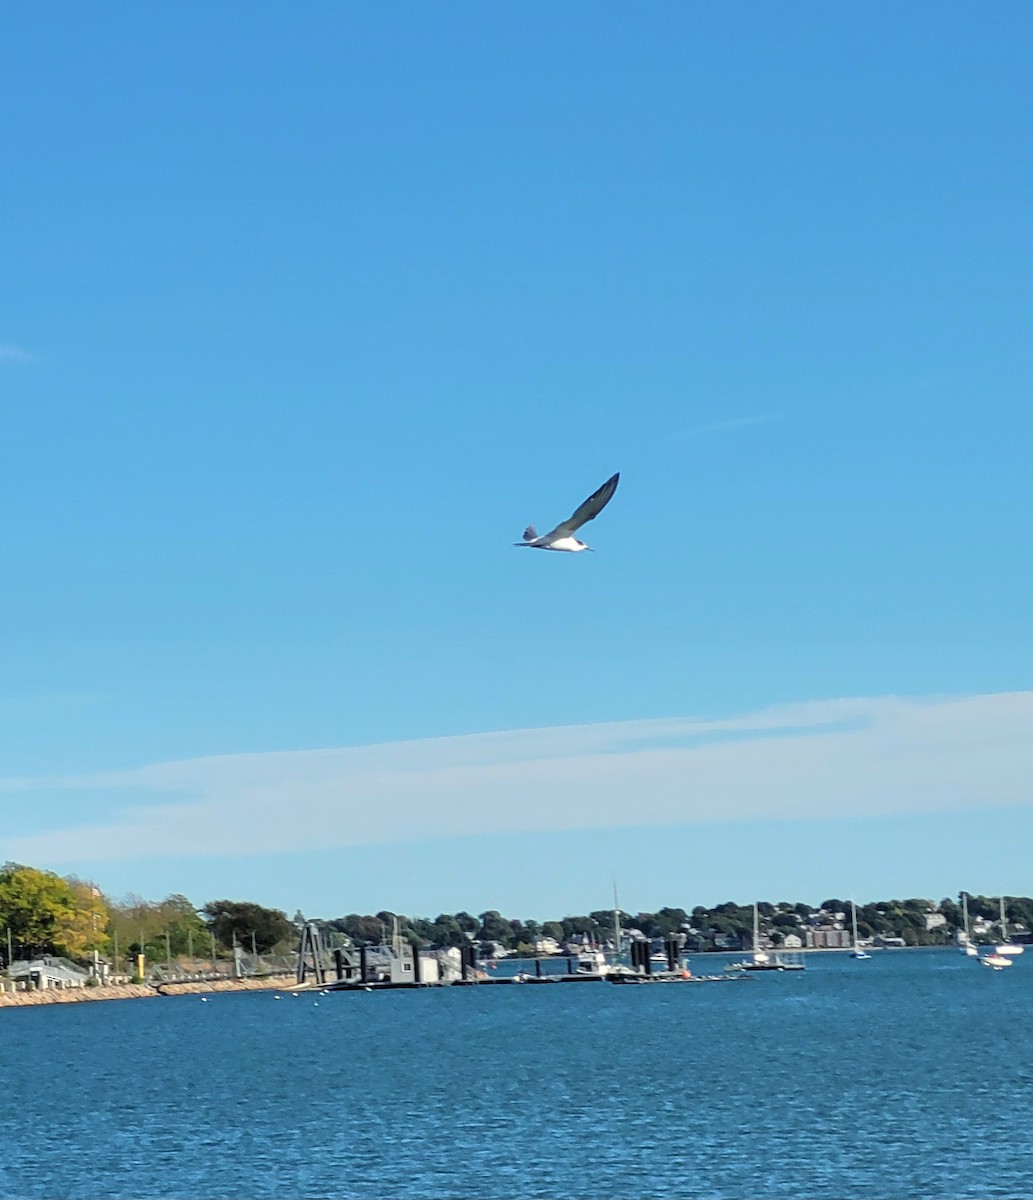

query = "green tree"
[158,894,210,956]
[410,914,466,948]
[202,900,294,953]
[562,915,603,941]
[326,914,386,946]
[476,910,514,948]
[454,911,479,935]
[108,893,199,966]
[590,909,630,937]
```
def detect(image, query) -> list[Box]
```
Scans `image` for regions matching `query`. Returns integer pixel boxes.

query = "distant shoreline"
[0,946,961,1010]
[0,974,296,1010]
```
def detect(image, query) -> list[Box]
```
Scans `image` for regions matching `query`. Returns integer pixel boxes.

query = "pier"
[294,924,751,993]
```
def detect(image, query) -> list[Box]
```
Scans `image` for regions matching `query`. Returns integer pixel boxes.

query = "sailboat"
[849,900,871,959]
[959,891,978,956]
[993,896,1024,957]
[726,903,804,972]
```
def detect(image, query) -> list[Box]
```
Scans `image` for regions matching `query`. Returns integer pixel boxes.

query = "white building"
[8,957,90,990]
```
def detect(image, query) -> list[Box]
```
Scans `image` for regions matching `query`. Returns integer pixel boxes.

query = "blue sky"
[3,4,1031,920]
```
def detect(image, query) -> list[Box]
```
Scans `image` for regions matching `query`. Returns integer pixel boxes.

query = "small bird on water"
[515,472,619,552]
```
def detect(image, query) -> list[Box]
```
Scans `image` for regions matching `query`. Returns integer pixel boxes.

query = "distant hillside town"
[320,895,1032,958]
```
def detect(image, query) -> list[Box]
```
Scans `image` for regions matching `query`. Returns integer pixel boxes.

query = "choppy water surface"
[2,950,1031,1199]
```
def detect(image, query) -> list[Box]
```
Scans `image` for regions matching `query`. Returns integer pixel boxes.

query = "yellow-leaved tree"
[61,877,111,959]
[0,863,110,961]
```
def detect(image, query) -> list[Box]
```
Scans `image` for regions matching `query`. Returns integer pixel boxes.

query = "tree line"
[0,862,294,971]
[327,896,1033,953]
[3,860,1029,969]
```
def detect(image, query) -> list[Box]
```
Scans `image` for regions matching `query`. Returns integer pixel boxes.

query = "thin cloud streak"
[0,344,33,364]
[681,412,781,437]
[2,692,1030,868]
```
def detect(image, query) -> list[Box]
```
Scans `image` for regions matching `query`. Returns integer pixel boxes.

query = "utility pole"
[187,930,193,962]
[6,926,13,968]
[113,930,119,977]
[210,930,216,971]
[165,930,171,966]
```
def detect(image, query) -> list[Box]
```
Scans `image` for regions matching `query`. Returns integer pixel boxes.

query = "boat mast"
[753,902,759,954]
[962,891,971,945]
[612,881,621,967]
[851,900,859,949]
[999,896,1008,945]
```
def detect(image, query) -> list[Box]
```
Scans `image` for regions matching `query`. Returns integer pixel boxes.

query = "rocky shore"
[0,974,297,1008]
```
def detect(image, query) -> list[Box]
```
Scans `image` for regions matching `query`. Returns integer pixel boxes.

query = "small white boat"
[575,948,610,976]
[981,953,1013,970]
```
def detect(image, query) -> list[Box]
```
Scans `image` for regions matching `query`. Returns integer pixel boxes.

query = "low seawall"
[0,975,297,1009]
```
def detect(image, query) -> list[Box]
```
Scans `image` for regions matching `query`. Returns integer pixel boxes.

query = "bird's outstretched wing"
[549,472,620,536]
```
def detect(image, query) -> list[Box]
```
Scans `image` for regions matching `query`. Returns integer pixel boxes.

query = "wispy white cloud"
[681,412,781,437]
[2,692,1030,868]
[0,344,34,364]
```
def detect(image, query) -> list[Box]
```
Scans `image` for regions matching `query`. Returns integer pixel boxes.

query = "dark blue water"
[2,950,1031,1199]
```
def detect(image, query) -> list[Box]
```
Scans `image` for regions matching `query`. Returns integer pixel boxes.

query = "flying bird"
[515,472,619,552]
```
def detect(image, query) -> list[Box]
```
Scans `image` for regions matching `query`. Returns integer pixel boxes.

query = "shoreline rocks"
[0,974,297,1008]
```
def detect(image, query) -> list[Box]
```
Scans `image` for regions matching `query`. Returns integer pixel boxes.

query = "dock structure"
[296,923,329,987]
[293,925,753,994]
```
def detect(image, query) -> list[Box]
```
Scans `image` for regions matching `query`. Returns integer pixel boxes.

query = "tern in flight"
[515,472,619,552]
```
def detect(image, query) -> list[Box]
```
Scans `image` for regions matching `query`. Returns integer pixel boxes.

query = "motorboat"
[574,948,610,976]
[981,953,1013,970]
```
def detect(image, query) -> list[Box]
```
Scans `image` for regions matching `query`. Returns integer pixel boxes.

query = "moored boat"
[725,903,805,972]
[850,900,871,959]
[994,896,1024,956]
[959,892,979,956]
